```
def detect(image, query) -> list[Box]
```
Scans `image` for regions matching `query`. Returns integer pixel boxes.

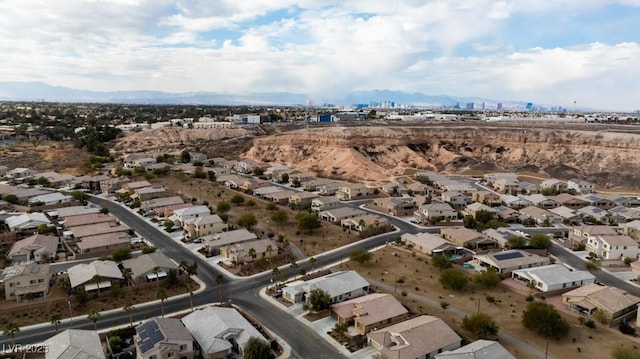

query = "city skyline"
[0,1,639,111]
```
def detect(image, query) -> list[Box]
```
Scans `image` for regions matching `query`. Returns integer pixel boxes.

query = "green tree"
[432,254,452,270]
[238,213,258,229]
[350,248,373,265]
[112,247,132,261]
[474,268,501,288]
[141,245,157,254]
[50,312,62,332]
[243,336,274,359]
[309,256,317,273]
[333,322,349,341]
[186,284,195,312]
[296,212,321,234]
[122,267,133,287]
[585,261,600,272]
[3,194,19,204]
[612,346,640,359]
[463,215,477,229]
[440,301,450,313]
[216,201,231,214]
[164,219,175,230]
[529,234,552,249]
[507,236,527,249]
[180,149,191,163]
[166,268,179,287]
[91,274,101,297]
[75,287,88,307]
[271,210,289,234]
[2,322,20,346]
[522,301,570,339]
[87,309,101,330]
[439,268,468,291]
[462,312,499,339]
[230,194,245,206]
[266,203,278,211]
[308,289,331,313]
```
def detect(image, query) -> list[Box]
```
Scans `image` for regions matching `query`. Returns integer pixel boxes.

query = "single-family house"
[472,250,550,274]
[567,178,595,194]
[368,316,462,359]
[413,202,457,224]
[606,195,640,208]
[519,206,563,225]
[183,214,226,239]
[66,222,130,241]
[135,318,196,359]
[62,213,118,229]
[549,194,589,209]
[519,181,540,194]
[482,228,526,248]
[1,263,50,301]
[300,178,335,192]
[99,177,130,194]
[609,206,640,222]
[619,220,640,241]
[8,234,58,263]
[141,196,185,212]
[131,186,169,201]
[371,197,417,216]
[319,207,366,223]
[28,192,73,207]
[181,306,269,359]
[500,194,531,209]
[45,329,106,359]
[282,270,369,304]
[203,229,258,249]
[511,264,595,292]
[569,225,620,245]
[5,212,52,232]
[289,172,315,185]
[341,214,389,232]
[521,194,560,209]
[336,183,372,200]
[289,192,319,208]
[586,235,639,260]
[264,165,291,179]
[493,205,522,222]
[7,167,33,179]
[471,191,502,207]
[484,173,519,184]
[253,186,285,198]
[121,252,178,285]
[440,227,496,249]
[435,340,515,359]
[400,232,463,256]
[441,191,472,208]
[53,206,101,219]
[464,202,496,218]
[262,190,295,205]
[562,284,640,324]
[331,293,409,335]
[67,260,124,293]
[578,194,617,210]
[318,182,343,196]
[541,179,568,193]
[493,178,520,194]
[311,196,341,212]
[220,238,277,264]
[172,205,210,226]
[120,180,152,194]
[239,178,270,193]
[549,206,582,225]
[75,233,131,257]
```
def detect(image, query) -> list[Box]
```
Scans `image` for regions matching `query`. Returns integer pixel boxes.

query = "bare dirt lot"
[0,141,92,174]
[343,245,640,359]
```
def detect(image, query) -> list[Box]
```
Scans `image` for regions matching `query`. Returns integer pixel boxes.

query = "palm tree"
[216,274,224,303]
[186,284,195,312]
[157,288,168,317]
[2,322,20,346]
[59,279,70,295]
[179,260,189,281]
[309,257,317,274]
[91,274,101,296]
[87,309,100,330]
[248,247,256,260]
[50,312,62,332]
[271,267,281,284]
[123,302,135,327]
[266,244,273,258]
[121,267,133,287]
[151,267,161,289]
[282,240,290,262]
[290,260,298,271]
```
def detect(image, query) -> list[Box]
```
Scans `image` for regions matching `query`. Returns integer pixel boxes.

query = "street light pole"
[67,300,73,326]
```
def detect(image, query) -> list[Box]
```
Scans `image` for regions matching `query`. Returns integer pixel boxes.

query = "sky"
[0,0,639,111]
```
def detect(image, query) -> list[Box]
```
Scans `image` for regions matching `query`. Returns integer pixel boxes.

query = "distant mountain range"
[0,81,530,109]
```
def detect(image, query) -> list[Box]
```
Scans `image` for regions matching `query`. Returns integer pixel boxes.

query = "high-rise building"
[466,102,474,110]
[497,103,503,110]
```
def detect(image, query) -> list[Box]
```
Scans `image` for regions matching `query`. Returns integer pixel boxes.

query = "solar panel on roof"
[137,320,165,354]
[493,252,524,261]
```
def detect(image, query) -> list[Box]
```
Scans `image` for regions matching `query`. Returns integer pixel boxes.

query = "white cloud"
[0,1,638,110]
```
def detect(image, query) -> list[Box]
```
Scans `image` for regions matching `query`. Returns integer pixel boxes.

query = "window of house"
[167,352,174,358]
[179,345,186,351]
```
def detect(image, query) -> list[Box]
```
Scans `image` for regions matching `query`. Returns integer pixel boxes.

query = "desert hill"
[112,123,640,189]
[244,124,640,189]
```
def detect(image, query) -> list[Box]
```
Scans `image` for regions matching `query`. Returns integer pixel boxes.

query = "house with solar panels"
[0,262,50,301]
[471,250,550,274]
[134,317,196,359]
